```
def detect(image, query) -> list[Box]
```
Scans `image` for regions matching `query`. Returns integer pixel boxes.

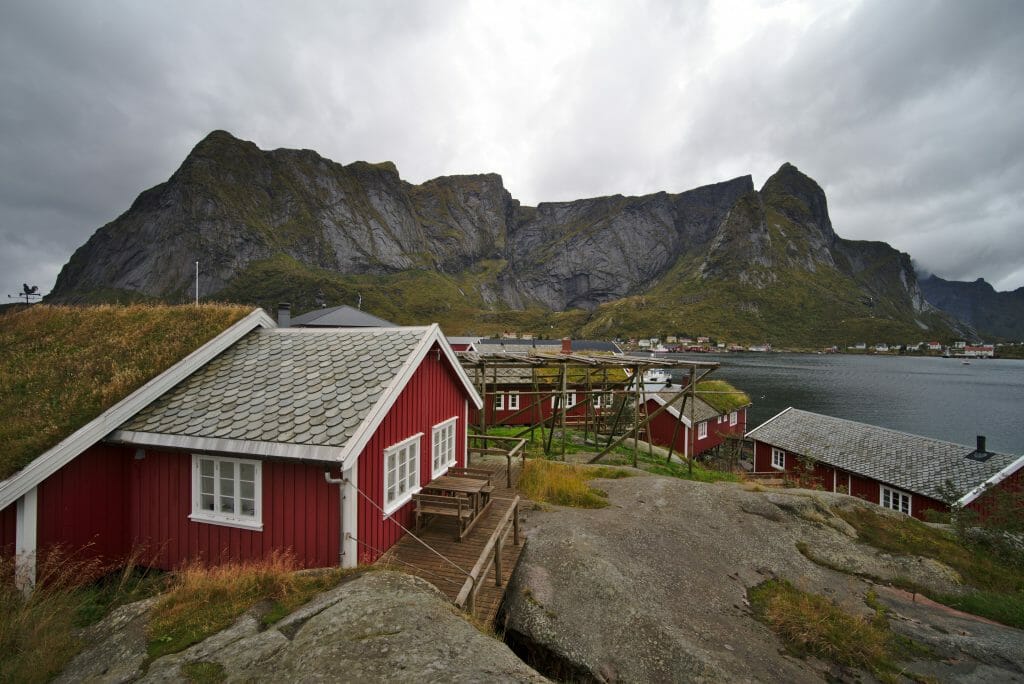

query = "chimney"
[278,302,291,328]
[977,435,986,453]
[561,337,572,354]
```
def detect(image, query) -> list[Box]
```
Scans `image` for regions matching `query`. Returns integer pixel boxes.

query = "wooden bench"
[414,493,474,540]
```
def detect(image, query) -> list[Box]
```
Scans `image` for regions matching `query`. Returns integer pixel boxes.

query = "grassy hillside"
[0,304,252,480]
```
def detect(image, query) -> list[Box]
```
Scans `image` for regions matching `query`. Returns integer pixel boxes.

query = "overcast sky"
[2,0,1023,299]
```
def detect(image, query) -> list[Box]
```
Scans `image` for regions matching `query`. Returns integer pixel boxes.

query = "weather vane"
[8,284,41,304]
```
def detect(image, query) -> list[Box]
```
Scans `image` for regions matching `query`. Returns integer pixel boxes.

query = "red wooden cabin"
[746,408,1024,520]
[0,312,482,585]
[644,393,748,458]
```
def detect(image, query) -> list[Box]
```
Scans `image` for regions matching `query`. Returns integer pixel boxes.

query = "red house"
[0,309,482,586]
[644,392,749,458]
[746,408,1024,520]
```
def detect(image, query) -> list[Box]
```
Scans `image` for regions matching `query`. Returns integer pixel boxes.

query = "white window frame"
[383,433,422,516]
[507,391,520,411]
[770,447,785,470]
[697,421,708,440]
[729,411,738,426]
[880,485,912,516]
[431,417,458,478]
[551,392,577,409]
[190,454,263,531]
[493,393,504,411]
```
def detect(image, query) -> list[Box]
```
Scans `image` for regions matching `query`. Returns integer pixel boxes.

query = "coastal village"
[2,301,1022,681]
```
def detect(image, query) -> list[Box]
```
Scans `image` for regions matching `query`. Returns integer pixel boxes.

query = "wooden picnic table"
[427,475,487,516]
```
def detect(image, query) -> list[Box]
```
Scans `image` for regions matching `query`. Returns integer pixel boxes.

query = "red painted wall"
[129,450,340,570]
[647,403,690,454]
[967,466,1024,520]
[0,500,16,557]
[356,342,471,564]
[36,444,133,565]
[473,384,604,428]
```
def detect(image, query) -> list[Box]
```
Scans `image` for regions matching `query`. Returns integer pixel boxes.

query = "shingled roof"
[290,305,396,328]
[112,325,481,467]
[746,408,1024,505]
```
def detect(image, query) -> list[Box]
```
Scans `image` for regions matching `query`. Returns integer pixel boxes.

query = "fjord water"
[668,353,1024,455]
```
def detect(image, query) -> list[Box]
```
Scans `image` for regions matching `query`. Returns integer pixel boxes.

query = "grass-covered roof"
[0,304,253,481]
[695,379,752,413]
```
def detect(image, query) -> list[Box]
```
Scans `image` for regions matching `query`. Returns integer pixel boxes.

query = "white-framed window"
[551,392,577,409]
[697,421,708,439]
[190,454,262,530]
[432,417,458,478]
[493,393,504,411]
[880,486,912,515]
[770,447,785,470]
[592,392,606,409]
[508,391,520,411]
[729,411,738,426]
[384,433,422,515]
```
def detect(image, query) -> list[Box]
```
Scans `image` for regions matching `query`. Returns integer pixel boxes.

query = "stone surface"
[503,475,1024,682]
[60,571,547,683]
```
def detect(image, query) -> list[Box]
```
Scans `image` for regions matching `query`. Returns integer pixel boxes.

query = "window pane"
[241,480,255,500]
[201,493,215,511]
[201,475,214,496]
[240,498,255,516]
[220,495,235,513]
[200,459,214,477]
[240,463,255,482]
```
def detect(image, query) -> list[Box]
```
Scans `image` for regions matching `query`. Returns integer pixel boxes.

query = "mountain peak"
[760,162,835,245]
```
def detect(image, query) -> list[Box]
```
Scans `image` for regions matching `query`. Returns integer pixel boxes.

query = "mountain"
[50,131,961,345]
[919,275,1024,340]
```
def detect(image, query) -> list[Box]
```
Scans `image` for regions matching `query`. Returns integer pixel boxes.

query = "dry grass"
[518,459,633,508]
[147,553,350,659]
[0,548,158,683]
[0,303,252,480]
[748,579,920,681]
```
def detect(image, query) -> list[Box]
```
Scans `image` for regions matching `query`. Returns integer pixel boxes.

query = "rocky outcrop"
[504,476,1024,682]
[59,570,547,683]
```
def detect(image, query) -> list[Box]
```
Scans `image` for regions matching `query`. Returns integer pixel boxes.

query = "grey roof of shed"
[475,339,622,354]
[745,408,1023,503]
[290,305,396,328]
[112,326,472,466]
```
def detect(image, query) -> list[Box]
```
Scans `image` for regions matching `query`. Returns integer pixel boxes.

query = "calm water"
[662,353,1024,455]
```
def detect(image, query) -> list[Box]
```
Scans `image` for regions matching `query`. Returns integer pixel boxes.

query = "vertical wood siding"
[36,444,132,564]
[356,343,469,564]
[0,500,17,557]
[129,450,339,570]
[968,466,1024,520]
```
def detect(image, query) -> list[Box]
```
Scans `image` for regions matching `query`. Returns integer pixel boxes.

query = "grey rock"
[54,597,157,684]
[503,475,1024,683]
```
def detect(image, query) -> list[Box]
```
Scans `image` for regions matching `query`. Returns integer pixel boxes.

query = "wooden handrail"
[455,495,520,611]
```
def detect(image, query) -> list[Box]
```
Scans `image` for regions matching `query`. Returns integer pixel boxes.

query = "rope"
[346,478,472,578]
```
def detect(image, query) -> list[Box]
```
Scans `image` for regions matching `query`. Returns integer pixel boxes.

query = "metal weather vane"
[8,283,41,304]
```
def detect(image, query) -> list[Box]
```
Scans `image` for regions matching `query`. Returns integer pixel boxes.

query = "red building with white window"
[0,312,482,585]
[644,393,748,458]
[746,408,1024,520]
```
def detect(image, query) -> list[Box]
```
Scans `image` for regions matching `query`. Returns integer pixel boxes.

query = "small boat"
[962,360,970,365]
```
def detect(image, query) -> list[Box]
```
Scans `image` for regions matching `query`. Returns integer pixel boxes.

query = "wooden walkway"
[378,460,526,625]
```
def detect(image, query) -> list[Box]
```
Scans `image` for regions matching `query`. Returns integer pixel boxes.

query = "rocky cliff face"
[50,131,961,343]
[920,275,1024,340]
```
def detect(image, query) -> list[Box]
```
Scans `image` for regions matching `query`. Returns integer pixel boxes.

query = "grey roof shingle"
[119,327,425,453]
[746,408,1021,501]
[653,392,721,423]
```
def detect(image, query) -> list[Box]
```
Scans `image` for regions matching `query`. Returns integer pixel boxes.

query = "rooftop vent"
[966,434,993,462]
[278,302,291,328]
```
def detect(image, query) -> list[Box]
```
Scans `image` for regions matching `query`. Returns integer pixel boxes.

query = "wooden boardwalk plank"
[378,460,527,626]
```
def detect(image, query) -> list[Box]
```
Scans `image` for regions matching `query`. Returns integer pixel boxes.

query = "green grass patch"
[835,507,1024,628]
[182,660,226,684]
[146,554,351,659]
[0,304,252,480]
[748,579,926,681]
[518,459,633,508]
[694,379,751,413]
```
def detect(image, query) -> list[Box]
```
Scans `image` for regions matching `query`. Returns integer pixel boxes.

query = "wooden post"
[494,539,503,587]
[559,362,568,460]
[688,365,695,476]
[513,501,521,545]
[632,364,640,468]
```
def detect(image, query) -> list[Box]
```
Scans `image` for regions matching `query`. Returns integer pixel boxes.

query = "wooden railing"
[455,495,521,613]
[467,434,526,487]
